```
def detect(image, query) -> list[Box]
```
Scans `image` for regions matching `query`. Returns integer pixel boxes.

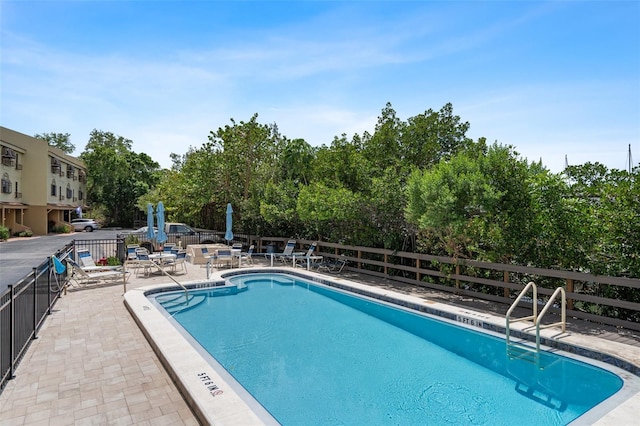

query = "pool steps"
[157,281,249,315]
[506,282,567,361]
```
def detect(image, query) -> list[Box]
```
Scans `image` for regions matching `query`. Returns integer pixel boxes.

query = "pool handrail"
[506,281,538,346]
[536,287,567,351]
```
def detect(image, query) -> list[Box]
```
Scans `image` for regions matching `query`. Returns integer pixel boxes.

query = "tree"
[80,130,160,226]
[401,103,472,170]
[208,114,280,202]
[35,132,75,154]
[296,182,363,242]
[279,138,315,185]
[405,143,538,262]
[362,102,405,174]
[564,163,640,277]
[311,134,369,193]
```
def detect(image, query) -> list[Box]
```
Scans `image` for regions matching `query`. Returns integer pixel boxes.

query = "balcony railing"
[15,164,22,170]
[14,192,22,199]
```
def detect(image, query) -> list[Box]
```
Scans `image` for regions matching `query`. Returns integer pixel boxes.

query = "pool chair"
[76,248,122,272]
[132,248,156,277]
[215,249,235,268]
[293,242,323,269]
[317,257,348,274]
[127,244,140,260]
[124,247,154,277]
[240,244,254,265]
[66,258,128,287]
[166,250,188,274]
[277,240,302,263]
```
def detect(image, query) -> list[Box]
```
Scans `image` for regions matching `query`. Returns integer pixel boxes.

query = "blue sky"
[2,1,639,173]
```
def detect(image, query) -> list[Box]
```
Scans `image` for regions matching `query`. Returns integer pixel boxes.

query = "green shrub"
[52,225,72,233]
[0,226,9,241]
[106,256,121,266]
[18,230,33,237]
[125,235,140,245]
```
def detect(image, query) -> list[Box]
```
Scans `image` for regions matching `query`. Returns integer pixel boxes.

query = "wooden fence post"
[566,279,574,310]
[504,271,510,299]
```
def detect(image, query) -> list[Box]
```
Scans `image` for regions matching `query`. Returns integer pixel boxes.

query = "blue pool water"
[154,273,623,425]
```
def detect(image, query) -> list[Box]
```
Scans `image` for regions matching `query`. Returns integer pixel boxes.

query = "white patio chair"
[166,250,188,274]
[240,245,254,265]
[293,242,322,269]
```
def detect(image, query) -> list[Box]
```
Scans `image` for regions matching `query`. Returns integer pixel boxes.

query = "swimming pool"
[142,272,630,425]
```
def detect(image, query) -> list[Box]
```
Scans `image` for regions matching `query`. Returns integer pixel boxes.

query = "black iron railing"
[0,243,73,393]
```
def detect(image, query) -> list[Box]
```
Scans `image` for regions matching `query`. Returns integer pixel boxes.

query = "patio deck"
[1,257,638,425]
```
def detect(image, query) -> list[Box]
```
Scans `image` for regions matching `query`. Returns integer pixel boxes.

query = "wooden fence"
[244,237,640,332]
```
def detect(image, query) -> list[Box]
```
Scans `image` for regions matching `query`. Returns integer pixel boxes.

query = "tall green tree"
[362,102,405,174]
[401,103,472,170]
[311,134,369,193]
[405,143,539,262]
[35,132,75,154]
[80,130,160,226]
[208,114,280,202]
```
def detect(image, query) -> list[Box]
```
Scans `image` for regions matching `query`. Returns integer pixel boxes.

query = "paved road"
[0,229,124,293]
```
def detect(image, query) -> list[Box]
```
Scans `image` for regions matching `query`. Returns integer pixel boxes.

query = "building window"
[2,147,16,167]
[51,157,61,174]
[1,173,11,193]
[51,180,57,196]
[79,190,84,201]
[66,184,73,199]
[14,181,21,198]
[67,165,75,179]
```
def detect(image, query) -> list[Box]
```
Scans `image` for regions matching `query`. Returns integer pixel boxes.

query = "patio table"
[149,253,177,269]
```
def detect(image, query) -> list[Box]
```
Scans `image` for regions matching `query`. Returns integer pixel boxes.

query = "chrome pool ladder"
[505,282,566,361]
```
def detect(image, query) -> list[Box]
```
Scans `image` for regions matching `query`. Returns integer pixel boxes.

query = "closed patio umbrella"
[146,203,155,241]
[225,203,233,245]
[156,201,168,244]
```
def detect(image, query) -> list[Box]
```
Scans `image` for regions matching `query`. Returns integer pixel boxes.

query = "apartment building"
[0,127,88,236]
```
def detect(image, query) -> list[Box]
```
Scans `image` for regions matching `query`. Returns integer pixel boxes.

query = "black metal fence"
[74,238,125,264]
[0,242,73,393]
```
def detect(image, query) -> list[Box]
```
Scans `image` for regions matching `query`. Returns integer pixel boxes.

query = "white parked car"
[71,218,99,232]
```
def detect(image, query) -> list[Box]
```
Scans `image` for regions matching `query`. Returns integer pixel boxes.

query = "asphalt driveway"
[0,229,124,293]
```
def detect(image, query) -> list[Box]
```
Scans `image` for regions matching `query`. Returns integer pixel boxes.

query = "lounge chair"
[66,258,128,286]
[277,240,302,263]
[293,242,323,269]
[77,248,121,272]
[317,257,348,274]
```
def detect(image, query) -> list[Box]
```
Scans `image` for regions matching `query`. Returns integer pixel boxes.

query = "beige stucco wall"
[0,126,88,235]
